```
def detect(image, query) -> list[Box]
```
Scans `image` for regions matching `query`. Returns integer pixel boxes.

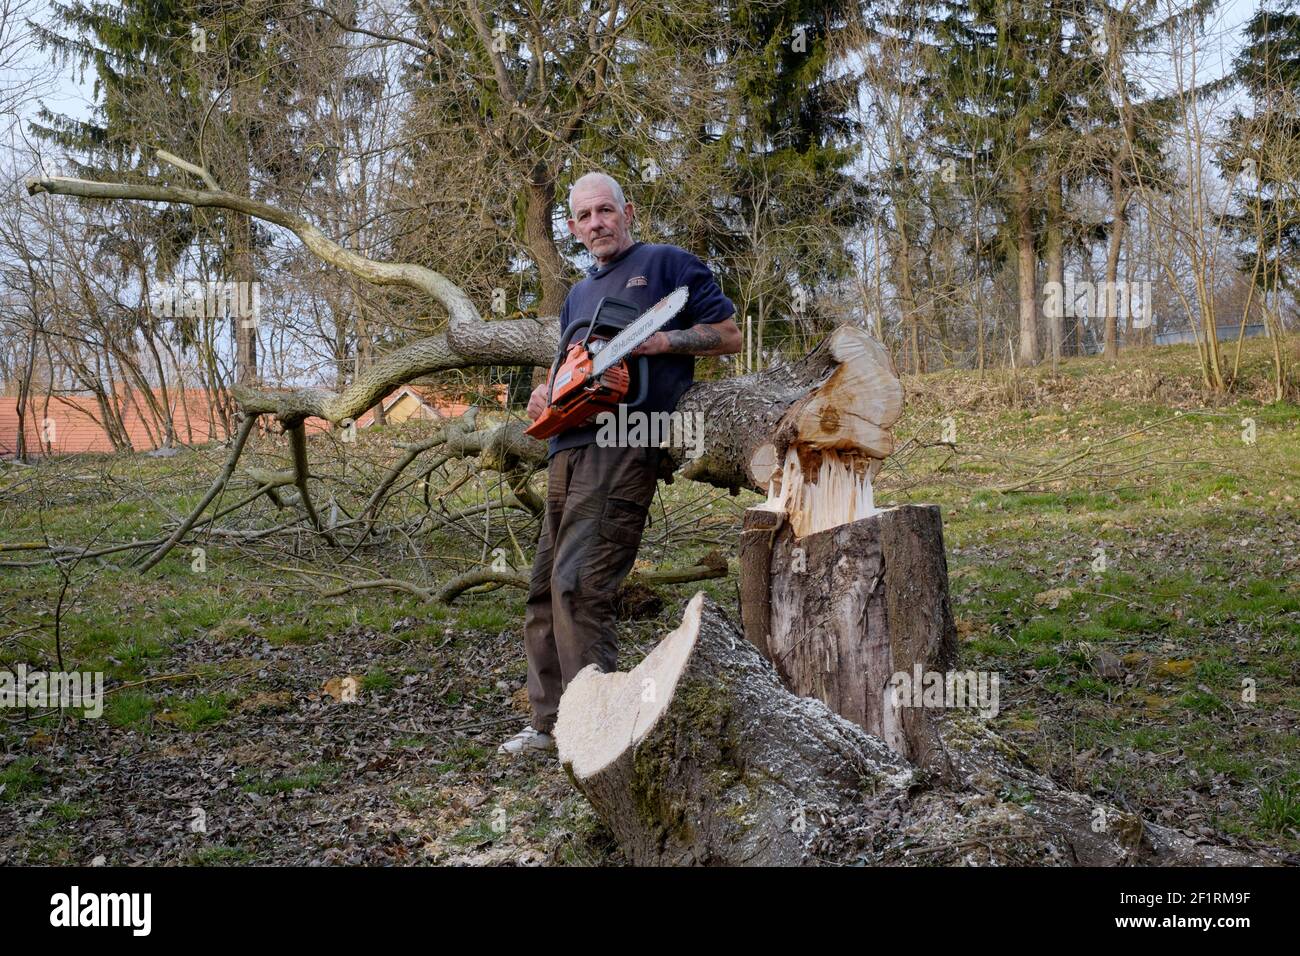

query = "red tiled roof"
[354,383,506,429]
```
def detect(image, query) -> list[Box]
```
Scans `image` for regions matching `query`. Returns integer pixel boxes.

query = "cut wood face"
[556,592,704,780]
[748,443,779,486]
[759,447,880,538]
[790,327,902,458]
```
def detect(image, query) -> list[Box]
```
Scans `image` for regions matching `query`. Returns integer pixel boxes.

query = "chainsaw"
[524,286,689,440]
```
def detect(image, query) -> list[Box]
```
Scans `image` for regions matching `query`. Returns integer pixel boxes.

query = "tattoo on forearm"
[665,325,723,354]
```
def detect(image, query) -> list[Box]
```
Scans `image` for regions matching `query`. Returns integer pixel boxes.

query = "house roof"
[353,383,505,429]
[0,380,506,457]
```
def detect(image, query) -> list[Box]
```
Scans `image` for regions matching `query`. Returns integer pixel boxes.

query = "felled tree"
[556,593,1259,866]
[555,334,1260,866]
[26,158,890,571]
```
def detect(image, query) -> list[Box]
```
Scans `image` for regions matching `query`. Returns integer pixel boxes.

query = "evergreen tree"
[1222,1,1300,298]
[32,1,328,384]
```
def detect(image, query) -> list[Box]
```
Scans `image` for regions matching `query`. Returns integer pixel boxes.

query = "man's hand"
[526,382,550,421]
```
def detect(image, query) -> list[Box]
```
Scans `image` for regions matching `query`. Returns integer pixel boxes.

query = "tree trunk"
[734,346,955,767]
[894,222,922,374]
[1014,166,1039,367]
[556,593,1261,866]
[25,170,909,493]
[1045,172,1065,365]
[524,163,570,318]
[1103,162,1127,361]
[1078,253,1095,356]
[233,208,258,386]
[755,503,957,764]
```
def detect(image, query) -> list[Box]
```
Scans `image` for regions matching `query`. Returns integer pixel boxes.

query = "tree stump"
[741,503,957,764]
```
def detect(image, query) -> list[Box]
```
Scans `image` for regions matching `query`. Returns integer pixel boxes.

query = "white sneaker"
[497,726,556,755]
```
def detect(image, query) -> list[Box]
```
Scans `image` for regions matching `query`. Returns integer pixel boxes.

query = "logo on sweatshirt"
[625,275,647,287]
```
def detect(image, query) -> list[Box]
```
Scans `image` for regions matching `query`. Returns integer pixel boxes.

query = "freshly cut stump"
[763,503,957,763]
[731,326,955,760]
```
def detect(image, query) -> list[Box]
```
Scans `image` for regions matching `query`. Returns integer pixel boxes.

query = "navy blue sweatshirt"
[547,241,736,458]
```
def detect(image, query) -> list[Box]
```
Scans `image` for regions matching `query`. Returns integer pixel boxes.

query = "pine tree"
[868,1,1061,366]
[695,0,870,360]
[1221,0,1300,397]
[32,1,323,385]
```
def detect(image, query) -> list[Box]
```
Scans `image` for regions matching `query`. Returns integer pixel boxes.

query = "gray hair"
[568,172,627,217]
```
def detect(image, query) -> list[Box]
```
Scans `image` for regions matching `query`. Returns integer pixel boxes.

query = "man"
[499,172,741,755]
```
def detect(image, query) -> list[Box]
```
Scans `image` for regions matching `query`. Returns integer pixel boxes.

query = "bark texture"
[555,593,1266,867]
[762,504,957,763]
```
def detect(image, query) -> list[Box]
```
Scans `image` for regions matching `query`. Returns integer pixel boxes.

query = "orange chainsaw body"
[524,337,630,440]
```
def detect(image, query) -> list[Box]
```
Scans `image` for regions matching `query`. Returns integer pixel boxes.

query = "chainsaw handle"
[545,320,587,404]
[627,355,649,407]
[551,313,649,409]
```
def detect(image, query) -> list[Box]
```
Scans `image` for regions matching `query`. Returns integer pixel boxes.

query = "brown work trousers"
[523,443,661,733]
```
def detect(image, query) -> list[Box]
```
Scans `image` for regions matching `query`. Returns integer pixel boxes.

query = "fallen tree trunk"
[555,593,1264,866]
[27,166,890,494]
[669,324,903,490]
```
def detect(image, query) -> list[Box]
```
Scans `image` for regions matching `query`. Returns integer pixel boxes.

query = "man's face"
[568,182,634,263]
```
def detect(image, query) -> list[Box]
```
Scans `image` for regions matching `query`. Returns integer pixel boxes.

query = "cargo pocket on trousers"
[578,496,649,593]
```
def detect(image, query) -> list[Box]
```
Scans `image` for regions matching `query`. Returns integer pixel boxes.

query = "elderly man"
[499,172,741,755]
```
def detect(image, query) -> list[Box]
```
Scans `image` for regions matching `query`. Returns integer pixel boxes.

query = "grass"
[1257,783,1300,834]
[238,762,341,796]
[0,757,45,802]
[450,817,505,847]
[158,693,231,731]
[393,786,444,813]
[104,690,157,729]
[434,742,492,774]
[458,604,513,633]
[49,800,89,821]
[1,334,1297,860]
[884,338,1300,852]
[188,846,258,865]
[362,667,395,693]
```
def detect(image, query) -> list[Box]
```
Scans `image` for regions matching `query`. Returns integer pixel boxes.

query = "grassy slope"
[0,336,1296,864]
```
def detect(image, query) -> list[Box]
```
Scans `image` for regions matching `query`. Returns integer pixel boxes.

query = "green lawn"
[1,335,1296,862]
